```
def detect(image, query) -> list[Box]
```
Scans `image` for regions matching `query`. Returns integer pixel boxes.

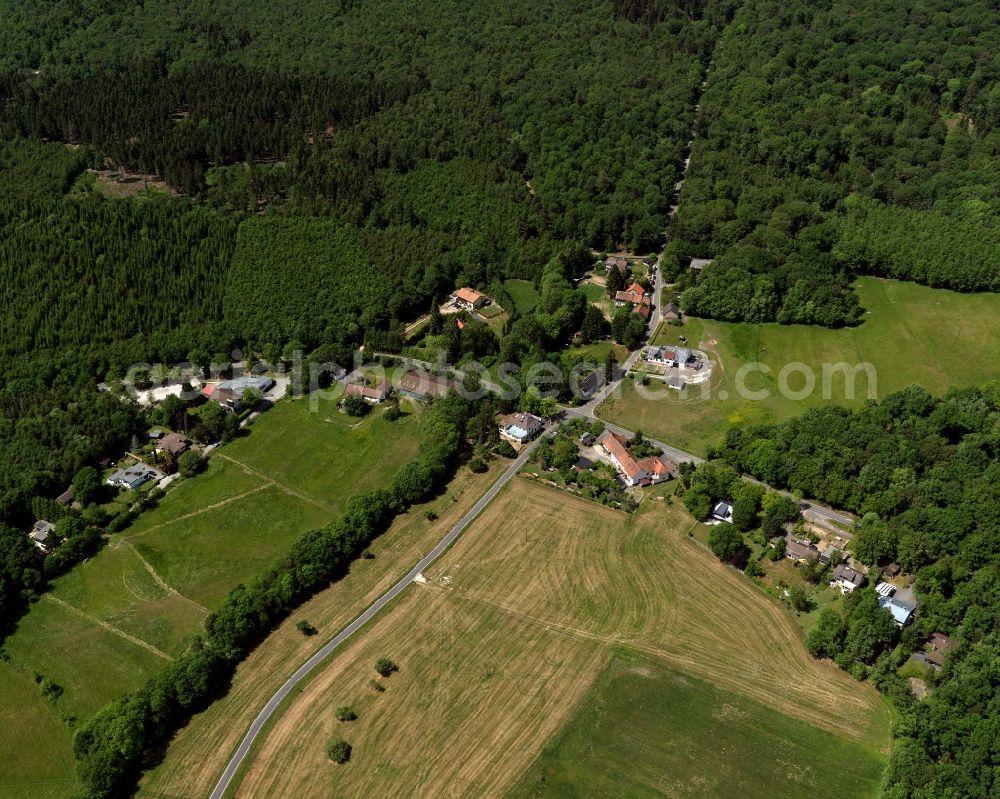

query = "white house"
[499,412,544,449]
[450,287,488,311]
[107,463,164,491]
[879,595,915,627]
[597,431,677,487]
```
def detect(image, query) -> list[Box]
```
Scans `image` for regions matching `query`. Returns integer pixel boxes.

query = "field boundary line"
[126,543,210,615]
[215,453,335,513]
[43,594,173,661]
[119,482,274,544]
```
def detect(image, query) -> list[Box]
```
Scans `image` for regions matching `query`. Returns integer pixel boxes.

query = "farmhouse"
[712,501,734,523]
[107,463,164,491]
[450,287,488,311]
[785,538,818,562]
[156,432,191,458]
[499,412,544,449]
[879,595,915,627]
[614,282,650,308]
[663,302,682,321]
[832,563,866,593]
[597,430,676,487]
[396,371,456,401]
[344,379,390,404]
[29,520,56,554]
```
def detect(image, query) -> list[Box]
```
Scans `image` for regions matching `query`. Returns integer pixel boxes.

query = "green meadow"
[599,277,1000,454]
[0,399,422,796]
[503,278,540,314]
[509,650,887,799]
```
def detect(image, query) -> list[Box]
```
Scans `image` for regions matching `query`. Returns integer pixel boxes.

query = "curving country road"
[208,435,542,799]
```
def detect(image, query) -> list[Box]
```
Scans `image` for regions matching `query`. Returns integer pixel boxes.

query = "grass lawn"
[0,401,423,791]
[224,480,889,798]
[509,650,887,799]
[0,662,78,799]
[599,277,1000,454]
[504,278,540,314]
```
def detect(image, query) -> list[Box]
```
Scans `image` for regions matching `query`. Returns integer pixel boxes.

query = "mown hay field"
[227,479,890,798]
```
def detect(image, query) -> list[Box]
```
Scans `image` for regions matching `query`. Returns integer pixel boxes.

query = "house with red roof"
[450,287,488,311]
[597,430,677,487]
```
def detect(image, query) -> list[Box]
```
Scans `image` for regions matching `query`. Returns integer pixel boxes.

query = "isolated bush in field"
[295,620,317,636]
[327,739,352,763]
[424,510,438,521]
[374,657,398,677]
[468,457,487,473]
[369,679,385,693]
[335,706,357,722]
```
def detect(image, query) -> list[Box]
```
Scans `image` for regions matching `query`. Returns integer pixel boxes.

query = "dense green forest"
[666,0,1000,323]
[683,385,1000,798]
[0,1,728,644]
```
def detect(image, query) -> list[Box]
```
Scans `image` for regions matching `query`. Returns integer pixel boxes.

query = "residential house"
[832,563,866,593]
[882,562,901,578]
[344,379,390,404]
[156,432,191,458]
[879,595,915,627]
[646,346,695,368]
[662,302,682,321]
[396,371,455,401]
[204,375,276,413]
[785,538,819,562]
[450,287,488,311]
[924,633,956,670]
[689,257,713,272]
[818,545,841,565]
[499,412,544,449]
[578,369,603,400]
[107,463,164,491]
[605,256,629,273]
[614,282,649,308]
[29,520,56,554]
[596,430,676,487]
[712,501,734,523]
[56,486,74,505]
[633,303,651,320]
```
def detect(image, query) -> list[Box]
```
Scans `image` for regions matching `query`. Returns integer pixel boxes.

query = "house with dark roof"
[29,520,56,554]
[107,463,164,491]
[712,501,734,523]
[924,633,956,669]
[604,256,629,273]
[785,538,819,562]
[156,433,191,458]
[647,346,695,368]
[572,456,593,473]
[832,563,866,593]
[396,371,455,401]
[499,412,544,449]
[662,302,682,321]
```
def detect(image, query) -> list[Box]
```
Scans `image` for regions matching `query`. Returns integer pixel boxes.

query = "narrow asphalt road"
[209,435,541,799]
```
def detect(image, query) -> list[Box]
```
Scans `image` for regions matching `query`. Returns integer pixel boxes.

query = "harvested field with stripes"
[227,479,890,798]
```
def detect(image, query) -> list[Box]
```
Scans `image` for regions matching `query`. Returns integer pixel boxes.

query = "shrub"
[343,394,368,417]
[468,457,487,474]
[295,620,317,636]
[327,739,352,764]
[177,450,206,477]
[335,706,357,722]
[369,679,385,693]
[374,657,398,677]
[360,548,375,559]
[496,440,517,458]
[424,510,438,521]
